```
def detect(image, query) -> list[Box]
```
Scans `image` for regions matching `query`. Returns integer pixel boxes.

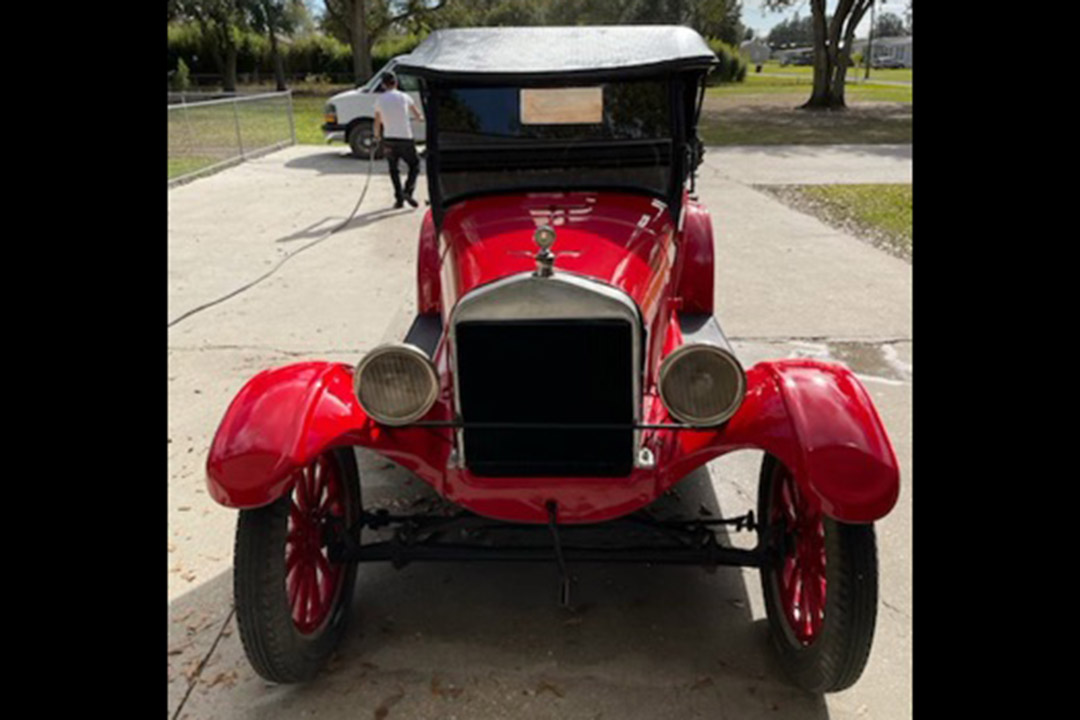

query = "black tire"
[347,120,383,160]
[234,448,361,683]
[758,454,878,693]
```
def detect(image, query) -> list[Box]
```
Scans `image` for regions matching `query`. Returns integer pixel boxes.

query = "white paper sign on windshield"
[521,87,603,125]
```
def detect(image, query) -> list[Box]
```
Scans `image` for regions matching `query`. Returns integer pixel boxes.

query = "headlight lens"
[354,344,439,426]
[659,344,746,426]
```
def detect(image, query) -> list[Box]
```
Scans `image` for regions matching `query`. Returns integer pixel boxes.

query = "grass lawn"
[168,155,221,180]
[168,94,298,179]
[292,95,335,145]
[756,60,912,84]
[701,74,912,145]
[762,184,912,260]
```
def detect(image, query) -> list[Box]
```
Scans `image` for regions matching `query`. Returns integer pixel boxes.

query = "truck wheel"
[758,454,878,693]
[234,448,361,683]
[348,121,383,160]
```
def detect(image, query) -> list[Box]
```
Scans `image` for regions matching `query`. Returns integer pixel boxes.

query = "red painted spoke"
[312,460,326,509]
[314,547,331,575]
[307,562,320,622]
[772,464,828,645]
[282,452,348,635]
[293,471,309,513]
[286,545,301,573]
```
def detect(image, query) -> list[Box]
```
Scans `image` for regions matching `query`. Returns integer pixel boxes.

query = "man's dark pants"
[383,138,420,203]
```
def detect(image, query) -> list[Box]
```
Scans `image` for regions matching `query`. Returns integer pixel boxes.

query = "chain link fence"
[168,91,296,186]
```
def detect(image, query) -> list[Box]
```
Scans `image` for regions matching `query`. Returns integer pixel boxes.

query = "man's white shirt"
[375,89,417,140]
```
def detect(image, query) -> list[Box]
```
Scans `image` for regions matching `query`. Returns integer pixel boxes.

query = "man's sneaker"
[405,195,418,208]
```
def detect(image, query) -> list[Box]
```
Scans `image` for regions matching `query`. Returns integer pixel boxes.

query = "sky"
[305,1,906,41]
[741,0,904,41]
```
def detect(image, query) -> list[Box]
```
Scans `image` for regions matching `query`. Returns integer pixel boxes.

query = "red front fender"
[659,359,899,523]
[207,359,897,523]
[206,362,451,508]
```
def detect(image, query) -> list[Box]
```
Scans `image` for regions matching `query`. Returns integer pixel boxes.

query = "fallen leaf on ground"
[181,658,202,682]
[373,689,405,719]
[203,670,238,689]
[536,680,565,698]
[431,675,464,699]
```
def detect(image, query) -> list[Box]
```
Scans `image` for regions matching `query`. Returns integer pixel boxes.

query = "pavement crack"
[171,606,235,720]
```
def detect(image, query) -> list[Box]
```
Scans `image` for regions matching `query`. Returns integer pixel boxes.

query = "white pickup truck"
[322,57,427,158]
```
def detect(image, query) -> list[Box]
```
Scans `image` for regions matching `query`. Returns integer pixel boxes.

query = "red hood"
[438,191,677,323]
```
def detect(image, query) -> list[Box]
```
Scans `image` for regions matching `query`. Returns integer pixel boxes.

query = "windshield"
[437,81,669,145]
[433,79,673,203]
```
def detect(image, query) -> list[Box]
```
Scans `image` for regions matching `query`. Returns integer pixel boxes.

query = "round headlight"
[659,344,746,426]
[354,344,439,426]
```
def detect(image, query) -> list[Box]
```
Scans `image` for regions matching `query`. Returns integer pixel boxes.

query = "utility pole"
[864,0,877,80]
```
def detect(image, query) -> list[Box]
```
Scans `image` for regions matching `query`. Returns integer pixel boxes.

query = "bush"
[171,58,191,91]
[285,33,352,76]
[372,32,426,74]
[706,38,748,84]
[166,23,424,86]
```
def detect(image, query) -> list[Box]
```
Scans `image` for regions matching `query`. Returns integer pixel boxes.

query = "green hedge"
[707,38,748,84]
[167,22,424,82]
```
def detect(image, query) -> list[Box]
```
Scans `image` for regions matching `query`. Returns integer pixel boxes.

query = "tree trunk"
[223,43,238,92]
[803,0,830,108]
[269,30,286,91]
[830,25,859,107]
[802,0,870,110]
[351,0,372,85]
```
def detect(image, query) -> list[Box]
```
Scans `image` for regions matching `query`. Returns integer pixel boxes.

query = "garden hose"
[167,142,378,329]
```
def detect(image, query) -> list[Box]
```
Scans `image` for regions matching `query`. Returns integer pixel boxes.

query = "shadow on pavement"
[168,465,829,720]
[273,206,418,245]
[285,148,428,177]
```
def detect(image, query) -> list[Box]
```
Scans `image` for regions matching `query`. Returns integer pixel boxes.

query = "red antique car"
[207,26,899,694]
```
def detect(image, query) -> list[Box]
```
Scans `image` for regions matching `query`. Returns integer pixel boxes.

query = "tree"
[245,1,305,90]
[323,0,447,84]
[904,0,912,34]
[174,0,248,92]
[714,0,746,45]
[767,13,815,48]
[765,0,873,109]
[874,11,907,38]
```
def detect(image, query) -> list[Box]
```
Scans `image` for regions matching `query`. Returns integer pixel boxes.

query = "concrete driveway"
[168,144,911,720]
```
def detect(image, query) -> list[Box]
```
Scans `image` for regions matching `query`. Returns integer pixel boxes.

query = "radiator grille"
[455,319,634,477]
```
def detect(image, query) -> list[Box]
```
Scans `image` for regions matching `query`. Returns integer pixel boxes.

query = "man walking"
[373,71,424,209]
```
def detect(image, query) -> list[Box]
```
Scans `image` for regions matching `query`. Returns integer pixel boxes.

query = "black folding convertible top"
[395,25,718,81]
[399,26,718,224]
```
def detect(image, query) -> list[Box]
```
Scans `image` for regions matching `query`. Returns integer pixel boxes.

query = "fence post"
[286,90,296,145]
[232,98,244,159]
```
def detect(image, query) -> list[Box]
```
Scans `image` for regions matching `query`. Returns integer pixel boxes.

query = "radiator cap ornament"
[534,225,557,277]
